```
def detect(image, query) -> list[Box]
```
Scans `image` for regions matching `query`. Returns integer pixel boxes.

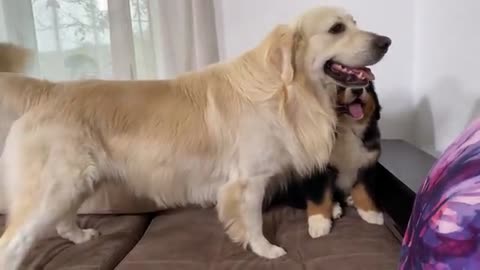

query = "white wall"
[215,0,480,156]
[215,0,416,141]
[413,0,480,155]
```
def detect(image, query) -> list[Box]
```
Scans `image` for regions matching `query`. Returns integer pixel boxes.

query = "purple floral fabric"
[400,119,480,270]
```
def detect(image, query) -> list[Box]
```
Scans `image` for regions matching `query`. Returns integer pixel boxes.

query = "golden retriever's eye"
[329,23,345,34]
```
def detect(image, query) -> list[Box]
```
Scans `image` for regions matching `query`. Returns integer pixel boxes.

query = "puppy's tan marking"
[360,93,376,124]
[351,182,377,212]
[306,188,333,238]
[306,189,333,219]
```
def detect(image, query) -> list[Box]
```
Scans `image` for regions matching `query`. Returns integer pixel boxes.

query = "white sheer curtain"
[0,0,220,80]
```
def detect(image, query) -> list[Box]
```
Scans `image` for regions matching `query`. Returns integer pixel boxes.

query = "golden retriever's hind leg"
[51,163,101,244]
[56,212,100,244]
[351,182,384,225]
[0,150,100,269]
[0,207,48,270]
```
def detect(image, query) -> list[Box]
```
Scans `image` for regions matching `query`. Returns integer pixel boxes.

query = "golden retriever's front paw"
[308,214,332,238]
[357,209,384,225]
[250,239,287,259]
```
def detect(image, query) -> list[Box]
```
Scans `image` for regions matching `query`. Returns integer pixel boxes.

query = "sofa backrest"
[0,99,158,215]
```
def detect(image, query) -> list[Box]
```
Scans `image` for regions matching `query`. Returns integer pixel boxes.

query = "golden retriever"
[0,6,390,268]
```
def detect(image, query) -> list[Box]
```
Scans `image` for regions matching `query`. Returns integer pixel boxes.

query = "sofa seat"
[117,207,400,270]
[0,214,151,270]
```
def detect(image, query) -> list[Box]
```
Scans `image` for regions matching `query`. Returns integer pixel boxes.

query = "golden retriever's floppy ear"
[264,25,298,85]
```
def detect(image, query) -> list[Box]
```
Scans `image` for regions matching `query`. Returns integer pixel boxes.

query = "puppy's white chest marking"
[330,124,378,192]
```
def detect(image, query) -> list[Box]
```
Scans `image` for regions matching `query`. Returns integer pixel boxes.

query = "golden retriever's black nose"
[374,36,392,51]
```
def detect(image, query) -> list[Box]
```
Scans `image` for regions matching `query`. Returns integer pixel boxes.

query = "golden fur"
[0,6,389,267]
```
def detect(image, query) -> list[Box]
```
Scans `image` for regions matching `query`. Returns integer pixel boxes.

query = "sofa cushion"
[0,214,151,270]
[117,207,400,270]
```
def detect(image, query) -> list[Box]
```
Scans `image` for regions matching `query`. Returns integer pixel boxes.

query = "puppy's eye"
[329,23,345,34]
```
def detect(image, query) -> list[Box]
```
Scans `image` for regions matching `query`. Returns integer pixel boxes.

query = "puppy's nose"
[351,88,363,97]
[374,35,392,51]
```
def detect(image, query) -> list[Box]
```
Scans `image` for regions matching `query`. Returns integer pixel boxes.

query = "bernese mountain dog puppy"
[267,82,382,238]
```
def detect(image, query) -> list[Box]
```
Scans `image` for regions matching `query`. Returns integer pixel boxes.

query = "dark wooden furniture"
[376,139,436,235]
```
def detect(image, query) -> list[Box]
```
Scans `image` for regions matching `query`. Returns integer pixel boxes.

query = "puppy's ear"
[265,25,298,85]
[374,104,381,121]
[367,82,381,120]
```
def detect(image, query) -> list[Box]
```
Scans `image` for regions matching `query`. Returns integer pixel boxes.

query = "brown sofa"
[1,140,433,270]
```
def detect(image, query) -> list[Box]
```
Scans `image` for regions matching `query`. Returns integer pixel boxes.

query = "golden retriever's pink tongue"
[348,103,364,120]
[356,68,375,81]
[332,63,375,81]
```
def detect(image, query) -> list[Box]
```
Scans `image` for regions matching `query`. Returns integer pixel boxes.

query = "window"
[1,0,220,80]
[32,0,112,80]
[129,0,156,79]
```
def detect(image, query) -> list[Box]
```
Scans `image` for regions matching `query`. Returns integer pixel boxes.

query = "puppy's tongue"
[348,103,364,120]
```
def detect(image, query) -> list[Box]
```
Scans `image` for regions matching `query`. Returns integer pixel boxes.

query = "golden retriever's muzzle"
[324,33,391,88]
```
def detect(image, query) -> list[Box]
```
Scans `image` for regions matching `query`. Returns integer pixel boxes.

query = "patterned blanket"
[400,119,480,269]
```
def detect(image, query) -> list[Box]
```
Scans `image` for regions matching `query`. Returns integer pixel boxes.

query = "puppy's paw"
[308,214,332,238]
[358,209,384,225]
[332,203,343,220]
[250,240,287,259]
[346,195,354,206]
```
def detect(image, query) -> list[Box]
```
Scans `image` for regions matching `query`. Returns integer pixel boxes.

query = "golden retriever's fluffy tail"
[0,43,31,73]
[0,43,54,114]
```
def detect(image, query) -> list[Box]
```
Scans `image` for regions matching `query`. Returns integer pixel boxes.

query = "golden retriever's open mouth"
[337,98,365,120]
[324,60,374,87]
